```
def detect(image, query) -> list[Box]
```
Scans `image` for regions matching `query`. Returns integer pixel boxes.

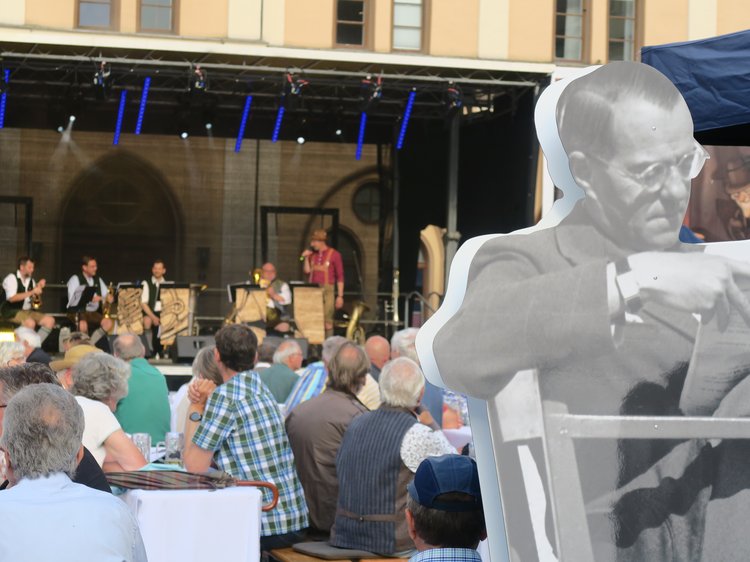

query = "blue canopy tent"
[642,29,750,143]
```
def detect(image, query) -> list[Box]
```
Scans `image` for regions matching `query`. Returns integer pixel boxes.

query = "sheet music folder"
[227,283,262,303]
[66,286,98,312]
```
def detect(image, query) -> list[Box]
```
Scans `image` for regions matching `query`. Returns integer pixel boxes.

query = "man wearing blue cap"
[405,454,486,562]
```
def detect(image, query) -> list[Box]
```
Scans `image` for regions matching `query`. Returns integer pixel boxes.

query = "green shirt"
[115,358,171,443]
[260,364,299,403]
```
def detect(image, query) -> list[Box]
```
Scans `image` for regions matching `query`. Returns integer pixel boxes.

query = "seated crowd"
[0,324,480,560]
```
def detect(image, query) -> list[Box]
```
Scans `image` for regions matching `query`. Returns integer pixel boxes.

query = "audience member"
[365,335,390,381]
[285,335,381,413]
[405,455,486,562]
[0,363,110,493]
[261,340,303,403]
[391,328,443,427]
[183,324,308,549]
[286,342,369,535]
[173,345,223,433]
[331,357,455,555]
[285,336,347,412]
[0,341,25,367]
[69,353,147,471]
[0,384,147,561]
[61,330,91,351]
[255,339,278,371]
[14,326,51,365]
[113,334,170,443]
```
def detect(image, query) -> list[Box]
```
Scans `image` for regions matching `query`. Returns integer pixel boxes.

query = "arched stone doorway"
[59,151,183,285]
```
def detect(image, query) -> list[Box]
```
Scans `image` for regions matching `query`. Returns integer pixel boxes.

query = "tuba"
[345,301,370,345]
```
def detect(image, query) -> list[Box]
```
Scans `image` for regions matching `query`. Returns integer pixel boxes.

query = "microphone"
[299,246,314,262]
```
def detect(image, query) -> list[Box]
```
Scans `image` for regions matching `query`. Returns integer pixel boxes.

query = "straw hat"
[310,229,328,242]
[49,344,103,372]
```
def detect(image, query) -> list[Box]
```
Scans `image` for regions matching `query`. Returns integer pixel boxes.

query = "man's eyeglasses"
[592,141,709,194]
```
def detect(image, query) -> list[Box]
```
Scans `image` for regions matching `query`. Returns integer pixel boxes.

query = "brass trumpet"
[102,282,115,319]
[31,279,45,310]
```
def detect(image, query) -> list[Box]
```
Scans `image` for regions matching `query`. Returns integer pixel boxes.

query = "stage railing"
[42,284,441,337]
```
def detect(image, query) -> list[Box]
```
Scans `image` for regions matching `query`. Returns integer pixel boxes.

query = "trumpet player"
[141,259,168,356]
[66,255,114,339]
[1,257,55,338]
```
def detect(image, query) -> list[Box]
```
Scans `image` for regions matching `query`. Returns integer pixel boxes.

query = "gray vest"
[331,406,416,554]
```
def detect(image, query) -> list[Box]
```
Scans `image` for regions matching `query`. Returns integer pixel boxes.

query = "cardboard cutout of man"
[417,62,750,561]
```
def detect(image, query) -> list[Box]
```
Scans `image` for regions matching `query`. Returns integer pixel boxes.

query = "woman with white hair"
[70,353,147,471]
[0,341,25,367]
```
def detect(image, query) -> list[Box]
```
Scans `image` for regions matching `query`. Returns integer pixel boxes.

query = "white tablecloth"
[122,487,262,562]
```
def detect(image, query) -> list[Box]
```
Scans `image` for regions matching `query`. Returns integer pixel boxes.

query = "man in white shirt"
[66,255,114,340]
[141,259,169,355]
[0,383,147,562]
[1,256,55,337]
[260,262,292,333]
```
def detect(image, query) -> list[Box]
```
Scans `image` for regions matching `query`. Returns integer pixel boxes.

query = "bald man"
[365,335,390,381]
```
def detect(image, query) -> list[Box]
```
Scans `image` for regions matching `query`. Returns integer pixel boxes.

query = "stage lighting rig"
[190,65,208,94]
[359,73,383,112]
[93,61,112,100]
[444,81,464,121]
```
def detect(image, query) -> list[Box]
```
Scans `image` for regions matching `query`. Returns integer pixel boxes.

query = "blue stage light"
[271,106,285,143]
[135,77,151,135]
[396,89,416,150]
[355,112,367,160]
[234,95,253,153]
[0,69,9,130]
[113,90,127,146]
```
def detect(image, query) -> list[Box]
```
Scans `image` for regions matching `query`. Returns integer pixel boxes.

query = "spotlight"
[205,122,213,131]
[335,128,343,137]
[271,106,285,143]
[444,81,463,123]
[190,65,208,94]
[360,74,383,113]
[113,90,127,146]
[297,136,306,145]
[180,131,189,139]
[69,115,76,123]
[57,126,64,133]
[282,72,309,111]
[93,61,112,100]
[0,68,8,129]
[396,89,417,150]
[356,112,367,160]
[235,95,253,153]
[135,76,151,135]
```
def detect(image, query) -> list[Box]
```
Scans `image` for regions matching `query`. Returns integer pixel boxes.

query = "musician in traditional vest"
[1,257,55,338]
[66,255,114,338]
[260,262,292,333]
[301,229,344,337]
[141,259,168,353]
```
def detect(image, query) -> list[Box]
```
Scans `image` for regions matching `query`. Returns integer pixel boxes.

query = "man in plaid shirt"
[184,324,308,549]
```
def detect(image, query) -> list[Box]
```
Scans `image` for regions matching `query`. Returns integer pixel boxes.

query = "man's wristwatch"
[614,258,643,313]
[189,411,203,423]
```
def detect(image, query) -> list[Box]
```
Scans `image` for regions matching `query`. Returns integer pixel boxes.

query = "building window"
[352,182,381,224]
[78,0,116,28]
[393,0,423,51]
[555,0,586,62]
[140,0,175,33]
[609,0,637,61]
[336,0,367,46]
